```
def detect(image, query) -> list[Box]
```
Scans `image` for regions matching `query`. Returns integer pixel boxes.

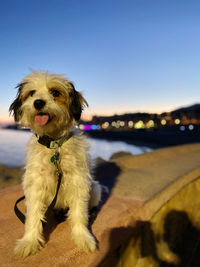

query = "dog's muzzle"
[34,99,50,126]
[34,99,46,110]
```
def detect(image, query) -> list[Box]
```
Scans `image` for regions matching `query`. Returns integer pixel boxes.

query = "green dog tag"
[50,153,59,163]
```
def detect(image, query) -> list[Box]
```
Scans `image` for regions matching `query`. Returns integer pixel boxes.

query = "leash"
[14,195,26,224]
[44,152,62,222]
[14,150,62,225]
[14,132,73,225]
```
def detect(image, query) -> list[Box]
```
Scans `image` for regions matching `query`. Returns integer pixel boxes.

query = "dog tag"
[50,153,59,163]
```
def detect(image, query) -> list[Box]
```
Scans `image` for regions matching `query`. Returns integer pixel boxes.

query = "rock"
[109,151,132,160]
[92,157,106,165]
[0,164,24,189]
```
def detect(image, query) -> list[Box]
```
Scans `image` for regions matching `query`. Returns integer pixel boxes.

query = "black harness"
[14,132,73,225]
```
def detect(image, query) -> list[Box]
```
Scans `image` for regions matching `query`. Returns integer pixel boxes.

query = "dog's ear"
[69,82,88,121]
[9,83,25,121]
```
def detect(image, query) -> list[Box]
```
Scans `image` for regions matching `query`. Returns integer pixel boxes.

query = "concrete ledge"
[1,143,200,266]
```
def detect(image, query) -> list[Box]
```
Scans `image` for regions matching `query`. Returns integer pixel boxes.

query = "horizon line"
[0,106,198,125]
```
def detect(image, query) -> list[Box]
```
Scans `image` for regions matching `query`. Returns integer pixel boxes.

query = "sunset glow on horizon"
[1,101,197,125]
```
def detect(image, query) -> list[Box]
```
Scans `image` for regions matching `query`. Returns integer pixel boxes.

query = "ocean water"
[0,129,152,166]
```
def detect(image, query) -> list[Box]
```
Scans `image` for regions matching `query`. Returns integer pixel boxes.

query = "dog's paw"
[14,237,44,258]
[72,227,97,252]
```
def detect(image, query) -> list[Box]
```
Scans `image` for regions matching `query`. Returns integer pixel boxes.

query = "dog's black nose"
[34,99,46,110]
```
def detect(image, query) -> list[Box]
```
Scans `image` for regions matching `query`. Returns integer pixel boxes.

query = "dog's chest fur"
[23,133,91,209]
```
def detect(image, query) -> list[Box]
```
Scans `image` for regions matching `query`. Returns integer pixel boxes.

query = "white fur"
[11,71,101,258]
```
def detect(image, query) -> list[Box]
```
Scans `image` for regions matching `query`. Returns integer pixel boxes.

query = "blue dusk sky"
[0,0,200,122]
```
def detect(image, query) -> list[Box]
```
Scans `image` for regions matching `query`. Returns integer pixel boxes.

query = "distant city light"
[91,124,100,130]
[20,125,30,130]
[188,124,194,131]
[175,119,180,125]
[115,120,121,128]
[120,121,125,127]
[111,121,116,127]
[134,120,145,129]
[180,125,185,131]
[128,121,134,128]
[79,124,84,130]
[161,119,167,125]
[102,122,109,129]
[83,125,92,130]
[146,120,154,128]
[79,124,101,131]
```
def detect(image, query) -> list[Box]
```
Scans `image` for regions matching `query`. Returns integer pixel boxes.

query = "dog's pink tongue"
[34,114,49,126]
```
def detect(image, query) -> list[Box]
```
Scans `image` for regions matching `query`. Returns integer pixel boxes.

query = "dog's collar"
[35,132,73,149]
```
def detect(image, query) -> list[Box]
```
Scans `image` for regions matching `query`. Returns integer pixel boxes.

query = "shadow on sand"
[43,161,121,243]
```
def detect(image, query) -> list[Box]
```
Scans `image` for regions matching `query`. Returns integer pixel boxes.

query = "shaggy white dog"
[10,70,101,258]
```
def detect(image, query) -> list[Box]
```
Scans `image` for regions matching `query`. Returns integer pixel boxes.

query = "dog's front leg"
[14,186,45,258]
[68,181,96,252]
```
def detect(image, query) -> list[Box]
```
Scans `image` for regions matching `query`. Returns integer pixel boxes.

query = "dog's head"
[9,70,88,138]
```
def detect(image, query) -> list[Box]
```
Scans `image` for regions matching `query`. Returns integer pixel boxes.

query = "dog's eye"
[50,89,60,97]
[29,90,36,97]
